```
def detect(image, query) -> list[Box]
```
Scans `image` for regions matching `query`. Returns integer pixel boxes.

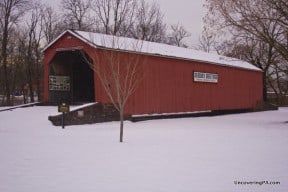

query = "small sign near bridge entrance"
[58,103,70,113]
[58,103,70,129]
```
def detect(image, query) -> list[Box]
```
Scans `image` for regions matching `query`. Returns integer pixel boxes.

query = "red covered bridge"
[43,30,263,116]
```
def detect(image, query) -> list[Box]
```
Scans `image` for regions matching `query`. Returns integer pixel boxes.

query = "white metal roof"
[43,30,262,72]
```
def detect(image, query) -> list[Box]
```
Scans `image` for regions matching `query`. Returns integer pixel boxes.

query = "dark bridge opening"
[49,50,95,104]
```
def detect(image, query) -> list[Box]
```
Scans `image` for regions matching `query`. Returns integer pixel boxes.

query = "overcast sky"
[49,0,206,47]
[146,0,206,46]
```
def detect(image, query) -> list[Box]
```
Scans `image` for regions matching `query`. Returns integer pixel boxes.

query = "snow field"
[0,106,287,192]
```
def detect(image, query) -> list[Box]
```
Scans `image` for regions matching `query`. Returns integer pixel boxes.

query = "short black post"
[62,112,65,129]
[58,103,69,129]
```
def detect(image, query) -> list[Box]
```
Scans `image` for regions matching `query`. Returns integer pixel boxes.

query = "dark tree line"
[0,0,190,106]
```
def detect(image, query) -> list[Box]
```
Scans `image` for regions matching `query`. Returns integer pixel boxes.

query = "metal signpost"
[58,103,70,129]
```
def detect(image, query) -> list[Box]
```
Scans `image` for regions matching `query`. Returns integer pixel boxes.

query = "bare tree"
[262,0,288,62]
[91,0,167,42]
[31,5,45,101]
[130,0,166,43]
[262,0,288,31]
[61,0,93,30]
[267,61,288,104]
[167,23,190,47]
[203,0,288,103]
[84,36,145,142]
[42,5,63,45]
[13,31,27,103]
[3,29,20,104]
[221,36,280,101]
[22,3,44,103]
[0,0,30,105]
[91,0,137,36]
[196,26,216,52]
[204,0,288,60]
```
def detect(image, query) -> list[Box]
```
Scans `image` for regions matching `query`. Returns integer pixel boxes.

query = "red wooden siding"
[125,55,262,115]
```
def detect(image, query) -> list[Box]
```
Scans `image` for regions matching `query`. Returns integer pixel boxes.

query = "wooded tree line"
[0,0,190,106]
[201,0,288,104]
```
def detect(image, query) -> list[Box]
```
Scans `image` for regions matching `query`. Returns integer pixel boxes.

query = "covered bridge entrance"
[48,50,94,104]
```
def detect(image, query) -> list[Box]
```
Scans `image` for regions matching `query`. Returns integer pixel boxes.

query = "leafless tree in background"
[61,0,93,30]
[4,29,20,104]
[12,31,27,103]
[91,0,137,35]
[90,0,167,42]
[203,0,288,104]
[221,36,279,102]
[0,1,46,105]
[262,0,288,63]
[196,26,216,53]
[42,5,63,44]
[0,0,30,105]
[130,0,166,43]
[23,3,44,103]
[168,23,190,47]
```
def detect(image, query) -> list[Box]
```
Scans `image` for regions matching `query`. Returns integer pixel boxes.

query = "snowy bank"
[0,107,287,192]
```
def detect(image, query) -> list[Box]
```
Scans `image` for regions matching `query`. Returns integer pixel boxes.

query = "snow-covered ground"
[0,106,287,192]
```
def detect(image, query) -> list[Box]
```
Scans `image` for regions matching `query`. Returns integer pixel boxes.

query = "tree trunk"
[28,83,34,103]
[22,86,27,104]
[1,22,11,106]
[119,108,124,143]
[3,63,11,106]
[26,64,35,103]
[26,56,34,103]
[36,79,41,102]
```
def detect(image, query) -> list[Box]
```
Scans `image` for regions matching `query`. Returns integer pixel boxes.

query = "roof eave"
[41,30,99,53]
[42,30,71,52]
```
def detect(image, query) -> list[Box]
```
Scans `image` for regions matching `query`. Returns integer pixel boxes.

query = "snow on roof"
[44,30,262,72]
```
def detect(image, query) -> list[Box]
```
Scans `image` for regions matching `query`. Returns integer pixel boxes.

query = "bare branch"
[61,0,93,30]
[167,23,190,47]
